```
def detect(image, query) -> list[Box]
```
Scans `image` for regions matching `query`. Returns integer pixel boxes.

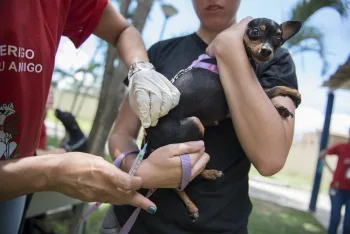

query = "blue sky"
[55,0,350,137]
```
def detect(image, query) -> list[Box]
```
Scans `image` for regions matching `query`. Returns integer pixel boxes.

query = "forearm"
[0,155,57,200]
[215,44,291,175]
[108,132,139,172]
[93,2,148,68]
[36,148,66,156]
[115,26,149,68]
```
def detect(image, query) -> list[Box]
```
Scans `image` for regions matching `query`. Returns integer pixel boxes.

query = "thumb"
[206,43,215,57]
[128,192,157,214]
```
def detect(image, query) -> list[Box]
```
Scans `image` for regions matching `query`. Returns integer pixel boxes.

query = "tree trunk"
[87,0,153,156]
[70,75,86,114]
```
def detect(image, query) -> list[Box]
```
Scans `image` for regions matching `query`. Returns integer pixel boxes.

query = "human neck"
[196,18,236,45]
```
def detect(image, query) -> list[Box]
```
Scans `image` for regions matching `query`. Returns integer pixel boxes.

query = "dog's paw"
[187,205,199,222]
[201,169,224,180]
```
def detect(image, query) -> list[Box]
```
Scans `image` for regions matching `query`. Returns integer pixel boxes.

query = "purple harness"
[188,54,219,74]
[74,54,217,234]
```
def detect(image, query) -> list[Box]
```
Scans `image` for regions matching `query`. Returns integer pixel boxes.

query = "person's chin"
[203,21,230,32]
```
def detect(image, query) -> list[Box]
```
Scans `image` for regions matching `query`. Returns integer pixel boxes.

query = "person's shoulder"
[338,142,350,149]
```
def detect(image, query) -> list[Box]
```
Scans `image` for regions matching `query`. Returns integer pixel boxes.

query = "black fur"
[55,109,88,152]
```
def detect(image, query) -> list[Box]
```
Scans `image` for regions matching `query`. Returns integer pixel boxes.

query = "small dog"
[55,109,88,152]
[144,18,302,221]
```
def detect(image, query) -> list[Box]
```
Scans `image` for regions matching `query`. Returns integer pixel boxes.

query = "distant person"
[320,130,350,234]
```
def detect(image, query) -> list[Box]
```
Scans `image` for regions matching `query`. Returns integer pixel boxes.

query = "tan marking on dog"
[201,169,224,180]
[190,116,205,136]
[260,25,266,31]
[264,86,302,107]
[276,29,282,35]
[175,190,199,220]
[243,34,261,55]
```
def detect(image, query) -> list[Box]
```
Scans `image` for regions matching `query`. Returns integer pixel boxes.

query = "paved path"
[249,175,345,233]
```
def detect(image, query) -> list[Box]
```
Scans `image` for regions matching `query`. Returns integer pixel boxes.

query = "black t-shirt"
[115,33,299,234]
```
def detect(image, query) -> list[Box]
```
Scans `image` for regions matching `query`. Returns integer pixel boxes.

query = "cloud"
[55,38,90,70]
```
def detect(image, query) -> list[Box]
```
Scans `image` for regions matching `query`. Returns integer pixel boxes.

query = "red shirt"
[326,142,350,191]
[38,123,47,150]
[0,0,107,160]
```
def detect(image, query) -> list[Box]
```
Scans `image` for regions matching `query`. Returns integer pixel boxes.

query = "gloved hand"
[129,69,180,128]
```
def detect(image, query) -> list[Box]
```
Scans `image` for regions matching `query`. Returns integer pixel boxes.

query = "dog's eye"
[251,28,260,36]
[248,28,260,40]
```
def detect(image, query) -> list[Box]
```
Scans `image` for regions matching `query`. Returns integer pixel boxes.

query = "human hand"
[49,153,157,214]
[206,16,253,57]
[129,69,180,128]
[136,141,209,189]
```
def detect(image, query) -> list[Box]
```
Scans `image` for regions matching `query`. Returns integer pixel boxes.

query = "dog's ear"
[281,21,302,41]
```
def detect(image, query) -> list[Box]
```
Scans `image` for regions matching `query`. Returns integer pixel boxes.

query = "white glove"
[129,69,180,128]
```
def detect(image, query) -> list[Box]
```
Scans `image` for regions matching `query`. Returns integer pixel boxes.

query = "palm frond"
[286,0,349,75]
[285,25,323,49]
[285,25,331,75]
[289,0,348,22]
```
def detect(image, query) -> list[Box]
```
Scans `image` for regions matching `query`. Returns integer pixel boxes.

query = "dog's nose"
[260,48,272,57]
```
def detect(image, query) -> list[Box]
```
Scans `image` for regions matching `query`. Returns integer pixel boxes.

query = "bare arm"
[93,1,149,68]
[320,149,335,174]
[36,148,67,156]
[108,94,142,172]
[207,18,295,176]
[0,155,56,200]
[216,52,295,176]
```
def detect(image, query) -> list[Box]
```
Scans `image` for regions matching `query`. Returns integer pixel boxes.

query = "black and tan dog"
[144,18,302,221]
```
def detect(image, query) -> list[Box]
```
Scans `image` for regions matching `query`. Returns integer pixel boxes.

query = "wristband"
[113,150,139,168]
[178,154,192,191]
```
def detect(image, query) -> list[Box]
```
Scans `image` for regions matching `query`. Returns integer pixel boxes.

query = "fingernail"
[196,140,204,147]
[148,206,157,214]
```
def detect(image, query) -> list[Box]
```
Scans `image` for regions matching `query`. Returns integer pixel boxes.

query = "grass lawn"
[249,166,331,194]
[248,199,326,234]
[47,198,325,234]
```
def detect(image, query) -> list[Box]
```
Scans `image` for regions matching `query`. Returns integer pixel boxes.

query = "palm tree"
[284,0,349,212]
[54,43,103,115]
[87,0,155,156]
[285,0,348,75]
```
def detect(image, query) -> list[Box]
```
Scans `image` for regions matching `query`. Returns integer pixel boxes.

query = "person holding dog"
[105,0,301,233]
[0,1,210,233]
